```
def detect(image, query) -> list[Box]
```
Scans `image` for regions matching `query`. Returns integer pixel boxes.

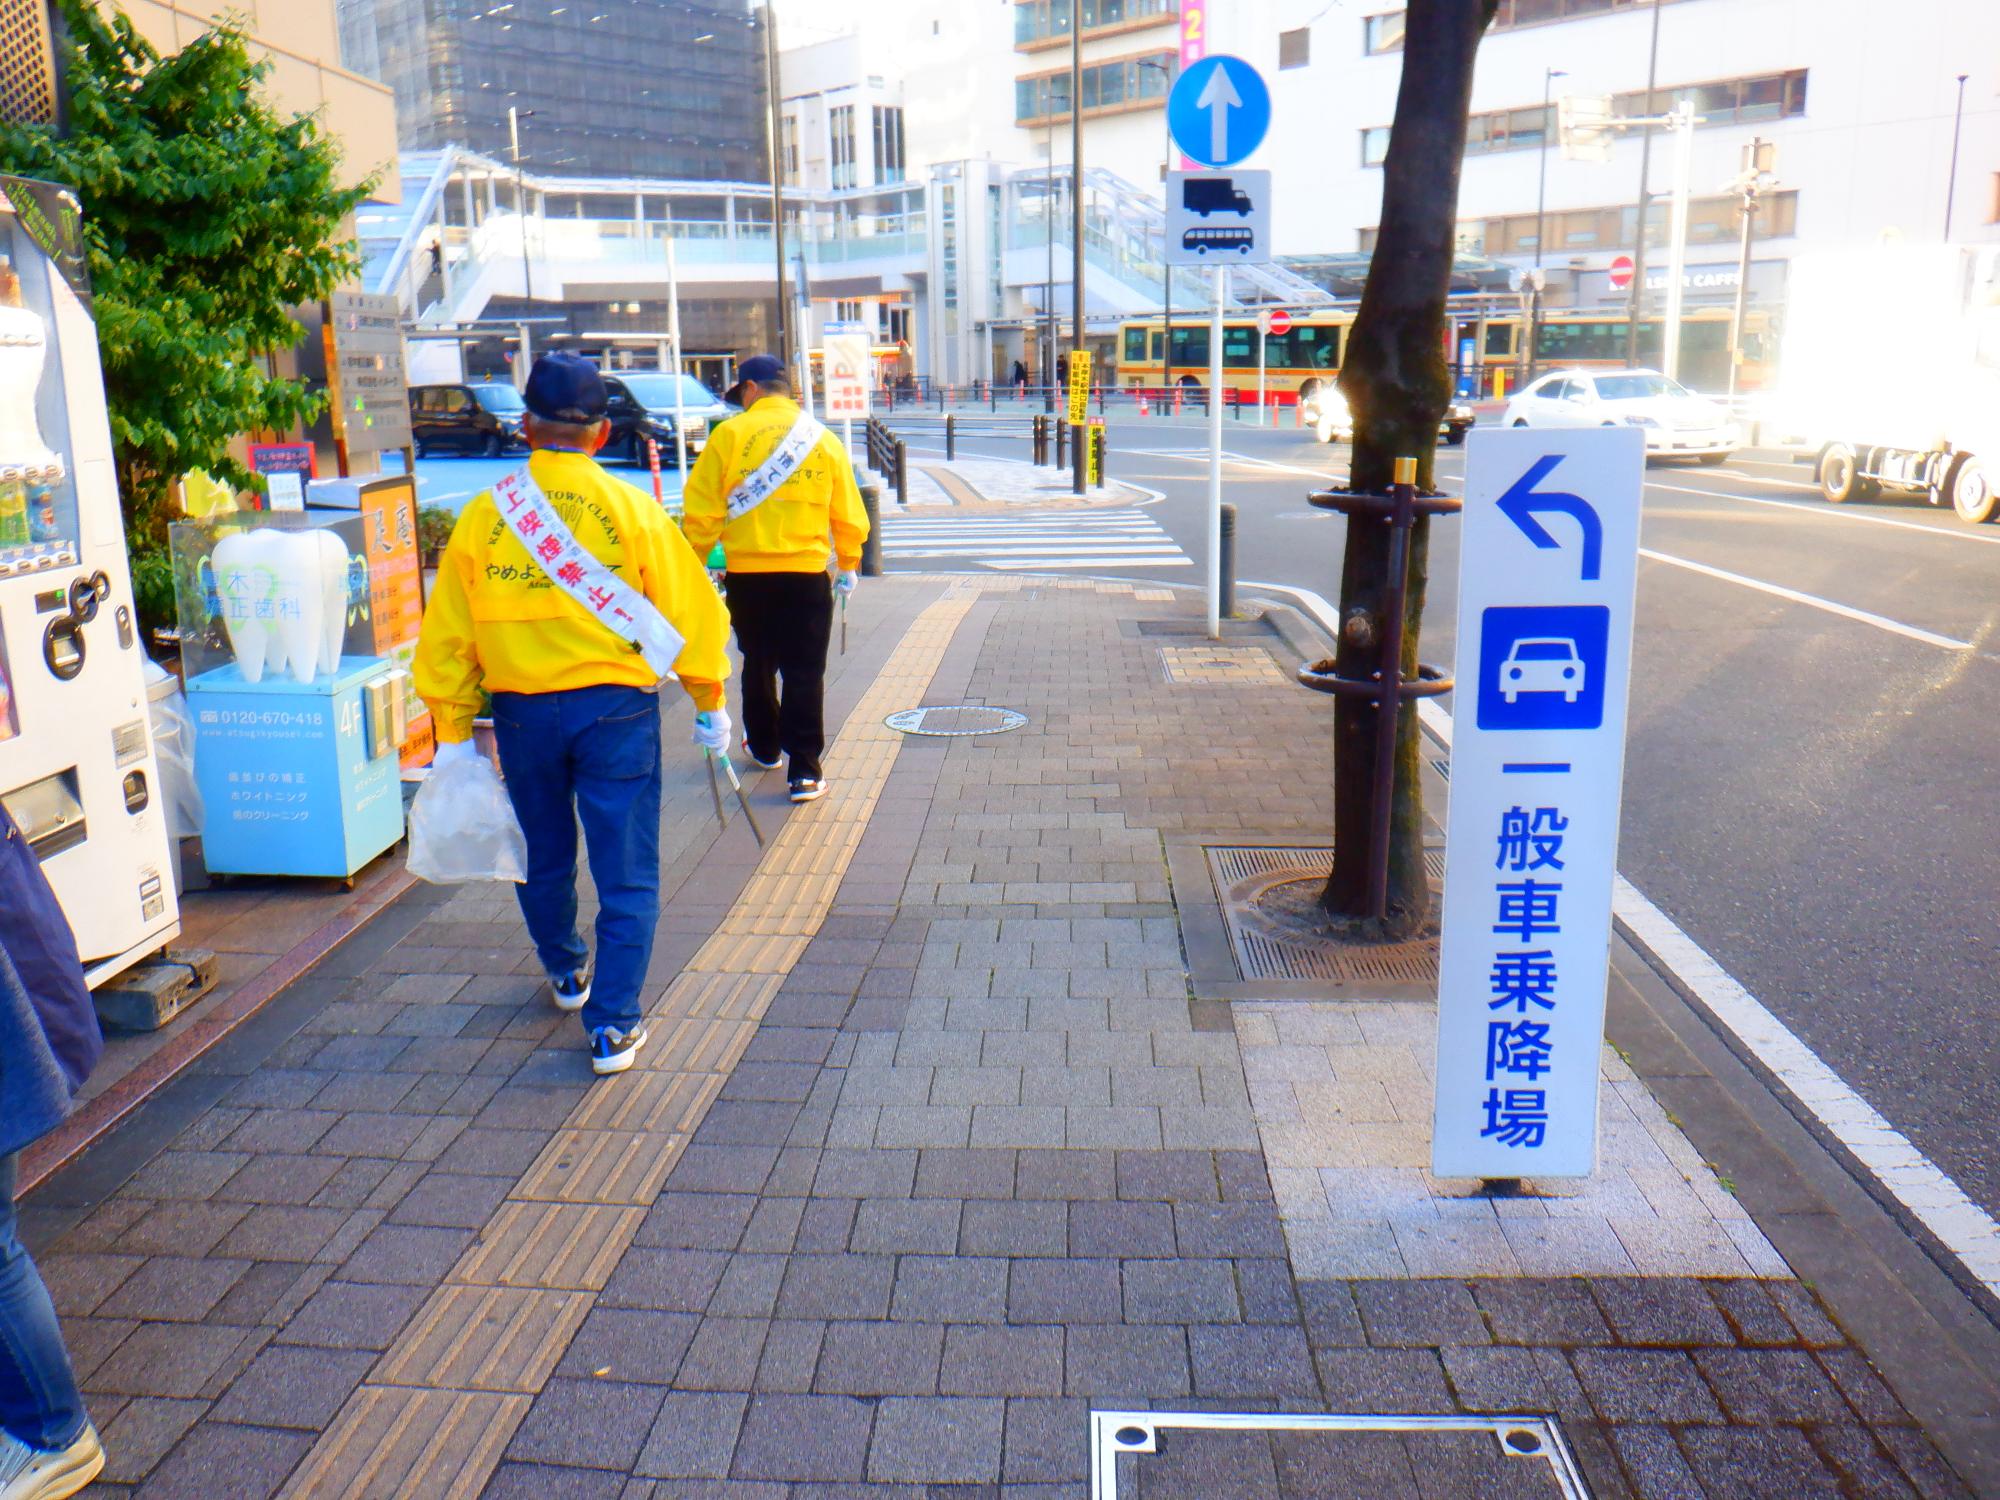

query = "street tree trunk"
[1320,0,1498,939]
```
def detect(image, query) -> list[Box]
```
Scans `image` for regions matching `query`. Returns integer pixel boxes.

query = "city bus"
[1116,312,1348,403]
[1114,306,1777,402]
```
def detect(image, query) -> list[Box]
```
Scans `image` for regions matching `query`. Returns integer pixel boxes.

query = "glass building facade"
[339,0,767,181]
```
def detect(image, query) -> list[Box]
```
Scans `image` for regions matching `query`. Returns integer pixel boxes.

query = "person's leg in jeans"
[776,572,835,781]
[491,691,589,984]
[727,575,782,766]
[0,1154,87,1452]
[566,686,663,1039]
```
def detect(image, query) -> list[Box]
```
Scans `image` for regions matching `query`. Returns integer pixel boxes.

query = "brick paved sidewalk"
[25,575,1973,1497]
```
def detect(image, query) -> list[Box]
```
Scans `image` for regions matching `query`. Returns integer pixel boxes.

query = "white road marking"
[882,507,1193,571]
[1650,480,2000,549]
[1636,548,1973,651]
[1245,580,2000,1303]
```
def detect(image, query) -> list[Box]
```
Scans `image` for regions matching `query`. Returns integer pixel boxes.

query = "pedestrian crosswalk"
[879,508,1192,571]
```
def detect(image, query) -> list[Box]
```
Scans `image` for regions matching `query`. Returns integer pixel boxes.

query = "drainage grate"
[1204,845,1441,985]
[1093,1411,1592,1498]
[1159,645,1287,685]
[884,705,1028,737]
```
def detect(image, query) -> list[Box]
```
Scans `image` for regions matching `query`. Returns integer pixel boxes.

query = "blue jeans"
[492,684,663,1037]
[0,1154,87,1451]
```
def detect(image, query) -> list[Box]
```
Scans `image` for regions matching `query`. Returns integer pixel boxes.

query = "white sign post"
[666,237,689,477]
[1432,427,1645,1180]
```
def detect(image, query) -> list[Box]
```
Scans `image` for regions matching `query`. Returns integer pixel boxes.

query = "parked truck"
[1768,245,2000,524]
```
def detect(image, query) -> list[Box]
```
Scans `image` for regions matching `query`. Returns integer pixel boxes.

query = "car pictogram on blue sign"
[1477,606,1609,730]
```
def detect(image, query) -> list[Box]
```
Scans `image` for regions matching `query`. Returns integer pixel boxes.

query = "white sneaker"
[549,967,591,1014]
[0,1424,105,1500]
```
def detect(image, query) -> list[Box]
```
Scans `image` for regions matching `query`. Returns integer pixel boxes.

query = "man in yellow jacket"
[415,353,732,1075]
[682,354,869,804]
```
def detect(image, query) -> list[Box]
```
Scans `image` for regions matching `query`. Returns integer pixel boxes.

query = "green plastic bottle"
[0,477,29,548]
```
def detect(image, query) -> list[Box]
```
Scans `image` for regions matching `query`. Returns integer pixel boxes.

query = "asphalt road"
[891,412,2000,1225]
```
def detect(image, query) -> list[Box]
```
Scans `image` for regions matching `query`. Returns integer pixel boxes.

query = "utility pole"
[1945,72,1970,240]
[1727,137,1769,401]
[1661,100,1695,383]
[1528,68,1565,382]
[509,106,536,369]
[1044,116,1057,414]
[1622,0,1663,367]
[760,5,790,367]
[1070,14,1086,496]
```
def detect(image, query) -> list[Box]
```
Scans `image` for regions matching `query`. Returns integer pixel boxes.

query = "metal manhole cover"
[1093,1411,1591,1498]
[885,705,1028,737]
[1205,844,1441,985]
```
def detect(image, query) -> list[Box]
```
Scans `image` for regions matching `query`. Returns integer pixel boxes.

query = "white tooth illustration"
[313,529,351,675]
[270,529,324,684]
[211,528,275,683]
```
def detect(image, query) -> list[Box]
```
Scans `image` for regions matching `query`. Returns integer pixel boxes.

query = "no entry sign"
[1607,254,1635,291]
[1265,308,1292,337]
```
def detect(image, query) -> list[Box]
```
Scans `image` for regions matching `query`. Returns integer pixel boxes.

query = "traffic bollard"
[859,483,884,576]
[1055,418,1068,472]
[1219,503,1237,620]
[946,414,956,461]
[1032,415,1046,466]
[894,440,908,506]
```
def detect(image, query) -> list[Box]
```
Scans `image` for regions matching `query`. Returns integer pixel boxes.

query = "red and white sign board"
[1265,308,1292,337]
[1607,255,1635,291]
[823,323,871,421]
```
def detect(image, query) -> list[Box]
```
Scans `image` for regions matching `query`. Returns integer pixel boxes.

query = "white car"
[1501,367,1739,463]
[1500,637,1586,704]
[1303,386,1474,446]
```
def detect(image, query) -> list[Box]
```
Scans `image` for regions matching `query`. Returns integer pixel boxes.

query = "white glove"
[432,739,480,770]
[693,708,731,753]
[834,570,858,598]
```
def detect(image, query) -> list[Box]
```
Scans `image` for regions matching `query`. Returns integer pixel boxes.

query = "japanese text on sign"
[1433,428,1643,1179]
[1067,351,1092,424]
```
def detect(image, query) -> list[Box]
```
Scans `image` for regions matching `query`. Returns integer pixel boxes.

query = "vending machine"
[0,176,178,986]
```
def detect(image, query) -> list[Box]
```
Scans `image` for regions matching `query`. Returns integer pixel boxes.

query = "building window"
[1362,11,1405,53]
[1359,189,1800,255]
[782,115,800,184]
[1016,0,1179,50]
[1365,0,1687,51]
[829,104,857,190]
[940,183,958,323]
[1016,51,1175,125]
[1278,27,1310,68]
[1360,71,1807,166]
[873,105,905,186]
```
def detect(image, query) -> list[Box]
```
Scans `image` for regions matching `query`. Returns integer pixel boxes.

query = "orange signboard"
[358,475,434,769]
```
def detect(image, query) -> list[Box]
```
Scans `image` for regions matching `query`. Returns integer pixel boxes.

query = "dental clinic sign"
[1433,427,1644,1179]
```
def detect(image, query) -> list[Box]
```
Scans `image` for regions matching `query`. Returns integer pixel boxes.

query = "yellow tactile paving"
[372,1285,592,1393]
[451,1203,644,1290]
[516,1128,685,1205]
[284,582,982,1499]
[278,1386,529,1499]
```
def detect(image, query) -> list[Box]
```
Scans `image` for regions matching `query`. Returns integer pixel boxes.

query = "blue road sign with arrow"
[1168,56,1272,169]
[1496,454,1605,580]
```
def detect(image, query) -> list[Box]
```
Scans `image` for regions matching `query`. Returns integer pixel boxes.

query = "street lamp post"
[1140,59,1173,399]
[1528,67,1566,382]
[1045,115,1057,414]
[1622,0,1664,367]
[508,106,536,369]
[1945,72,1970,241]
[759,5,791,368]
[1070,10,1086,496]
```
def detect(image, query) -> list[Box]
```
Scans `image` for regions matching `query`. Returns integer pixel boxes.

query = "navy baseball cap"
[523,352,608,423]
[725,353,788,406]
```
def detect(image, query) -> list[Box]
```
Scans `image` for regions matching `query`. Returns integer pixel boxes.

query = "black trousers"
[725,570,834,780]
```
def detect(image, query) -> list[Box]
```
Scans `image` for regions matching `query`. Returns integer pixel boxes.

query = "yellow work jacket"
[681,397,870,574]
[414,448,731,744]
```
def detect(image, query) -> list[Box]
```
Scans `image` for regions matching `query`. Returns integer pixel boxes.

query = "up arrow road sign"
[1496,454,1605,580]
[1169,56,1271,169]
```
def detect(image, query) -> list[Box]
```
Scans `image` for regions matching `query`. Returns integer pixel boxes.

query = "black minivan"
[409,382,528,457]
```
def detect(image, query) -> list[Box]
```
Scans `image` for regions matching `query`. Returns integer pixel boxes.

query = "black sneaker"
[743,738,781,771]
[550,966,591,1014]
[590,1022,649,1076]
[789,777,826,804]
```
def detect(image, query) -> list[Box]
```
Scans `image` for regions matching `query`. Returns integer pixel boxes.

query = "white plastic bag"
[145,660,204,838]
[406,753,529,884]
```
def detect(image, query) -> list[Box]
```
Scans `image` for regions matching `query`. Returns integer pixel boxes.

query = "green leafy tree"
[0,0,371,548]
